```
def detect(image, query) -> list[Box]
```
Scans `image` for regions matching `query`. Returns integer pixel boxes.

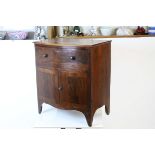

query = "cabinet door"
[36,68,59,105]
[59,70,90,110]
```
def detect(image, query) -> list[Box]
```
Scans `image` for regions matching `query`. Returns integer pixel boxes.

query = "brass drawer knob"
[58,86,63,91]
[70,56,76,60]
[43,54,48,58]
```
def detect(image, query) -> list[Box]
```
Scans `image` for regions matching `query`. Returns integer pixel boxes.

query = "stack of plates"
[148,27,155,35]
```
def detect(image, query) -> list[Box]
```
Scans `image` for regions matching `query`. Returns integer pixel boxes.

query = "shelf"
[60,35,155,39]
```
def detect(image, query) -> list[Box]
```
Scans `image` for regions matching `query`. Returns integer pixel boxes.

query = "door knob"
[70,56,76,60]
[43,54,48,58]
[58,86,63,91]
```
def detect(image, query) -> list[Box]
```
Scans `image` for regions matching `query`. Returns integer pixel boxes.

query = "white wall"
[102,37,155,128]
[0,37,155,128]
[0,26,35,31]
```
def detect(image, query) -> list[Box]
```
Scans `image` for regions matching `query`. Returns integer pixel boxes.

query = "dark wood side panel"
[91,42,111,113]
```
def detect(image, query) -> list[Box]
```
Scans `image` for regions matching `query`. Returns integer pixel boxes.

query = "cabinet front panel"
[59,70,90,110]
[36,68,59,105]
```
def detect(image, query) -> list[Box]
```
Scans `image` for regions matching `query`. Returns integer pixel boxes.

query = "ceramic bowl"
[100,27,115,36]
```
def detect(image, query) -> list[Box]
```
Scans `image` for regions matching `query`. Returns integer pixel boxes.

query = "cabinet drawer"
[58,49,89,64]
[35,46,58,69]
[35,46,89,69]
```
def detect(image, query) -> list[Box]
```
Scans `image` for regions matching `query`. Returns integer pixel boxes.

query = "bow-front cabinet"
[34,39,111,127]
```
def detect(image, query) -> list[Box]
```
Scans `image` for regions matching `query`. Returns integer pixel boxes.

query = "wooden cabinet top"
[34,38,111,47]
